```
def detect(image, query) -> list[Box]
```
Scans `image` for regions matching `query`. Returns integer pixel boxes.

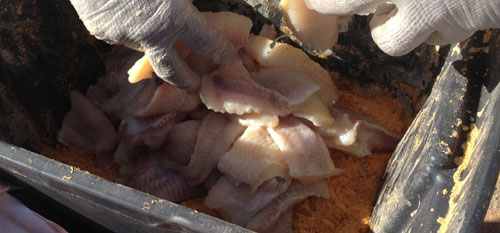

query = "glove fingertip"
[369,4,433,56]
[146,48,200,90]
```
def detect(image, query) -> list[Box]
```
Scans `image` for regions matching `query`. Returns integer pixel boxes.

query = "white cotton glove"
[70,0,237,90]
[304,0,500,56]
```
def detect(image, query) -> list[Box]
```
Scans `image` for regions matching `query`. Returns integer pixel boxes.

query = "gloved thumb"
[146,46,200,90]
[369,3,433,56]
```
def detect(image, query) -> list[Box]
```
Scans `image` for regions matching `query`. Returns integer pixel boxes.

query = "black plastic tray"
[372,29,500,233]
[0,142,250,233]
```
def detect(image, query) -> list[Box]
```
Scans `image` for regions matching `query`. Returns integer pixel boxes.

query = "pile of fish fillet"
[58,11,400,232]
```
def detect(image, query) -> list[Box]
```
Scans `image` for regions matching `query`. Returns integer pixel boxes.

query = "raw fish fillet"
[218,126,290,192]
[280,0,339,50]
[249,67,320,106]
[202,57,329,126]
[202,12,252,49]
[121,112,183,150]
[178,92,201,113]
[232,113,279,128]
[160,120,201,166]
[103,47,143,92]
[316,107,401,157]
[268,117,342,184]
[153,153,183,171]
[58,91,117,168]
[113,136,143,164]
[85,78,114,110]
[239,50,259,72]
[204,177,290,226]
[117,159,139,183]
[200,60,292,116]
[105,76,196,120]
[127,82,188,117]
[248,62,333,127]
[127,158,205,203]
[103,78,156,119]
[246,180,330,232]
[180,112,245,185]
[293,94,334,127]
[269,209,293,233]
[244,35,338,105]
[90,47,145,110]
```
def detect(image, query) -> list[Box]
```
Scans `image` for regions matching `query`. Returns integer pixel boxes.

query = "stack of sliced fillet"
[58,11,400,232]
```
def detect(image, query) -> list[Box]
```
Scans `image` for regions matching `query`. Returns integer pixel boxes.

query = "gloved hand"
[304,0,500,56]
[70,0,237,90]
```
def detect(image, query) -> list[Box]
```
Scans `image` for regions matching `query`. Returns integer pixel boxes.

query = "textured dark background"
[0,0,106,151]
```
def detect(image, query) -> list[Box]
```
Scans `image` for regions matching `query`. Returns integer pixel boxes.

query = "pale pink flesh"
[230,113,279,128]
[269,209,293,233]
[280,0,339,50]
[127,83,188,117]
[315,107,401,157]
[238,50,259,72]
[244,35,339,105]
[201,12,252,49]
[57,91,117,169]
[117,159,140,183]
[180,112,245,185]
[246,180,330,232]
[102,78,156,119]
[204,176,290,226]
[200,60,292,116]
[218,126,290,192]
[101,47,143,93]
[121,112,184,150]
[250,67,320,106]
[267,117,343,184]
[178,92,201,113]
[85,79,114,109]
[113,136,144,164]
[126,157,206,203]
[160,120,202,166]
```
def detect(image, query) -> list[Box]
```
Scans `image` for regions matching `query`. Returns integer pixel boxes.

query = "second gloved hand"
[304,0,500,56]
[70,0,237,90]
